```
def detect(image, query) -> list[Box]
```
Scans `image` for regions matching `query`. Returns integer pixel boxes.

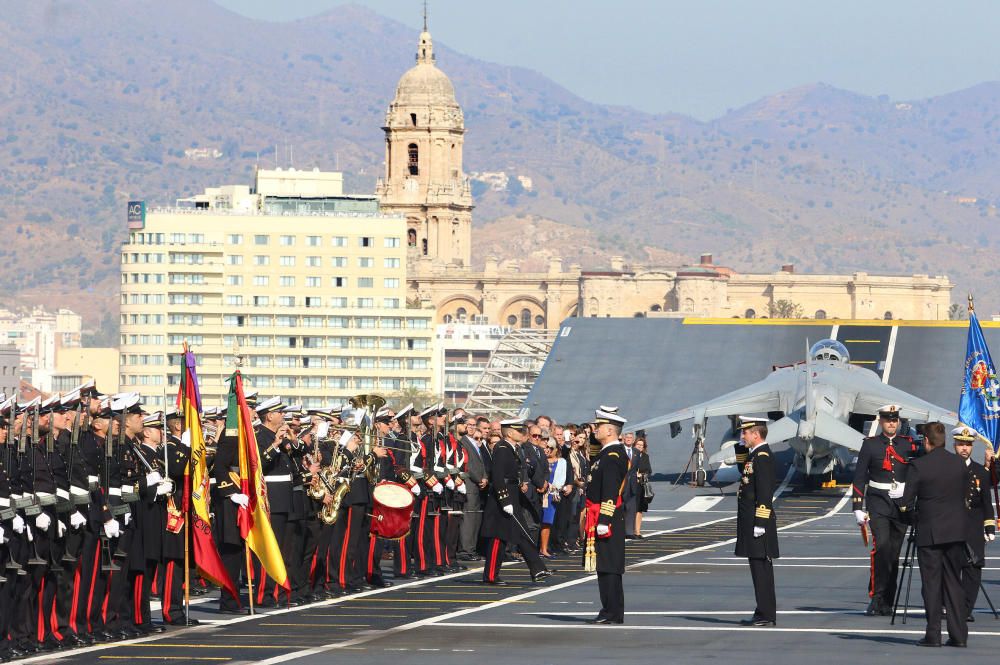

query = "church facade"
[382,24,953,324]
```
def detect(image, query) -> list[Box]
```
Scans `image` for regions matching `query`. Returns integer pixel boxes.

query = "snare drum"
[370,481,415,540]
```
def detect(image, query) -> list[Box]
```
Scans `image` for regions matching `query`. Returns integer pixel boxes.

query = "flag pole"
[245,545,255,616]
[969,295,1000,516]
[180,343,192,625]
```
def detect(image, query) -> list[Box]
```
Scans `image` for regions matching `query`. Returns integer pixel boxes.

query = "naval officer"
[951,426,996,622]
[584,409,629,624]
[734,416,779,627]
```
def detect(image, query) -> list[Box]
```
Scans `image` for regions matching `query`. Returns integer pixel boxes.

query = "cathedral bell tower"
[376,18,473,268]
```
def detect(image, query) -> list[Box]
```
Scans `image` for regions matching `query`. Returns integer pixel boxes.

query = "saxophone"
[318,434,350,525]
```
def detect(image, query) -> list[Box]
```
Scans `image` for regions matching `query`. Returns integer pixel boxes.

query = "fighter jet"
[626,339,959,477]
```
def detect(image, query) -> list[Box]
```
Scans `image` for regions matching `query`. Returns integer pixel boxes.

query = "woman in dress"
[538,441,566,557]
[634,438,653,537]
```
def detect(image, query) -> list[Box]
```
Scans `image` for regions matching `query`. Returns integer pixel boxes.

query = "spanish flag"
[178,347,239,603]
[225,370,289,590]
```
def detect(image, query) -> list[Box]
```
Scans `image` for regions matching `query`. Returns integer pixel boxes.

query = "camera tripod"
[891,524,998,624]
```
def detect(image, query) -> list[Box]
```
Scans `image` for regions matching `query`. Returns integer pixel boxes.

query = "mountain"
[0,0,997,329]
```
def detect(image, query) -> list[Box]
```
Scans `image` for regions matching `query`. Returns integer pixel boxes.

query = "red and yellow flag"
[178,346,239,603]
[226,370,289,590]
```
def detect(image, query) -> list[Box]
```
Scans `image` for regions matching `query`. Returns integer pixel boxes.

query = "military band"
[0,379,997,659]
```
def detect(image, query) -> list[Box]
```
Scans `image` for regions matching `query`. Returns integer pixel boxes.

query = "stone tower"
[376,18,473,268]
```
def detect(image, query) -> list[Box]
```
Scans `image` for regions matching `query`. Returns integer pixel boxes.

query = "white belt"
[87,475,99,485]
[108,487,122,497]
[120,485,134,494]
[10,493,20,500]
[70,486,90,497]
[56,488,70,500]
[868,481,900,491]
[0,497,8,508]
[264,474,292,483]
[209,478,217,485]
[36,491,54,500]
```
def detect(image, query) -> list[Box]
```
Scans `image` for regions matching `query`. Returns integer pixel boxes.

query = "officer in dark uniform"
[414,404,444,576]
[584,409,629,625]
[733,416,779,627]
[852,404,913,615]
[254,397,298,606]
[897,421,970,647]
[480,418,521,585]
[0,396,21,661]
[951,426,996,622]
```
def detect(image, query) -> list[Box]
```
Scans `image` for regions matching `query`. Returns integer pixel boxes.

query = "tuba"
[349,394,386,486]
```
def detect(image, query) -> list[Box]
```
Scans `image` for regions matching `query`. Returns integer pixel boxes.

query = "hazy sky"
[215,0,1000,120]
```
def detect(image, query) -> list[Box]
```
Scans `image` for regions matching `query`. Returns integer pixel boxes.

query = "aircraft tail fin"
[805,338,816,419]
[767,415,800,443]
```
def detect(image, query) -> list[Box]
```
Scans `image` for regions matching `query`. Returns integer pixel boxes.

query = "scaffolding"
[463,329,558,419]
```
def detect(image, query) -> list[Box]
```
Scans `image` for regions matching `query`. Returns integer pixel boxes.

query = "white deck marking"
[676,496,724,512]
[435,622,1000,637]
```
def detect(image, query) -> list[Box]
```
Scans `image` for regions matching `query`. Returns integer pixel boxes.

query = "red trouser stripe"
[367,536,377,579]
[86,545,101,633]
[37,578,46,643]
[101,570,112,624]
[69,558,82,634]
[398,538,407,575]
[417,501,428,570]
[433,514,442,565]
[152,566,159,597]
[257,563,267,605]
[868,532,877,598]
[339,508,353,587]
[163,561,174,622]
[50,591,63,641]
[134,573,143,625]
[486,539,500,582]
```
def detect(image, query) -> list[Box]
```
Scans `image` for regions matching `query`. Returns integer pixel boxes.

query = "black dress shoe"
[967,614,975,622]
[369,579,393,588]
[587,617,623,625]
[864,599,882,616]
[93,630,118,642]
[945,639,967,648]
[63,634,91,647]
[751,619,776,627]
[532,570,553,582]
[218,606,247,615]
[739,618,759,626]
[483,578,508,586]
[916,638,942,647]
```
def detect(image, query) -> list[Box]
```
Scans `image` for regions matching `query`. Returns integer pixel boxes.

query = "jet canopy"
[809,339,850,364]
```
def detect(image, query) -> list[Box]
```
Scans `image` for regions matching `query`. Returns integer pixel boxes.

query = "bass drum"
[370,481,415,540]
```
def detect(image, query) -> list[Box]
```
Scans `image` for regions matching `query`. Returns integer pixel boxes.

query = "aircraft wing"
[850,377,959,425]
[626,371,792,435]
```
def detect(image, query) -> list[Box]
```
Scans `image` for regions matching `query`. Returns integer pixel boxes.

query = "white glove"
[596,524,610,537]
[103,519,121,539]
[12,514,25,534]
[987,531,996,542]
[70,511,87,530]
[230,493,249,508]
[124,512,132,526]
[888,485,904,499]
[25,525,33,542]
[457,482,467,495]
[432,483,443,495]
[156,479,174,496]
[145,471,163,487]
[753,526,766,538]
[35,513,52,531]
[410,484,421,496]
[57,520,67,538]
[502,504,514,516]
[854,510,869,526]
[446,478,455,490]
[0,525,5,544]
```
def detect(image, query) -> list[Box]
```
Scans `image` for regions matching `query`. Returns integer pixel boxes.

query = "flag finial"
[969,293,975,314]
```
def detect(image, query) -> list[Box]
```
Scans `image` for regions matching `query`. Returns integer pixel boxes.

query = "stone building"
[385,21,953,325]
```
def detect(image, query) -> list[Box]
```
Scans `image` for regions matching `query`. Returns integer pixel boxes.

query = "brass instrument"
[348,394,387,487]
[318,438,350,525]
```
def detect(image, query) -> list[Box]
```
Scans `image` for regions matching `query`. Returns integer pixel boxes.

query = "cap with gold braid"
[737,416,769,431]
[952,426,978,442]
[593,409,627,427]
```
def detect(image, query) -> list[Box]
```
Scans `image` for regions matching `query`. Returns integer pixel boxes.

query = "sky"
[215,0,1000,120]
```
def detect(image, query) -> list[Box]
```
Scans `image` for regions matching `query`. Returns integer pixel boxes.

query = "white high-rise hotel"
[119,168,434,408]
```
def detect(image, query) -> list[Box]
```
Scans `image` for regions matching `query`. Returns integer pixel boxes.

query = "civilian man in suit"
[621,432,640,538]
[458,417,487,561]
[897,422,970,647]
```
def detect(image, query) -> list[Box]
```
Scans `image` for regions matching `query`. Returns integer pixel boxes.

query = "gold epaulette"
[756,451,769,458]
[600,499,616,517]
[754,504,771,519]
[607,452,619,458]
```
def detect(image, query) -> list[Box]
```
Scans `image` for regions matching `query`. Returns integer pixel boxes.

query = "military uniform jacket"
[585,441,628,574]
[161,437,190,560]
[257,426,294,514]
[460,435,486,511]
[898,446,969,547]
[734,442,779,560]
[211,434,242,545]
[852,433,914,518]
[338,447,371,507]
[480,439,520,542]
[965,459,996,565]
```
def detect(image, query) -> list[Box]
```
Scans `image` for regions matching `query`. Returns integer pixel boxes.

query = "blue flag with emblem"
[959,306,1000,451]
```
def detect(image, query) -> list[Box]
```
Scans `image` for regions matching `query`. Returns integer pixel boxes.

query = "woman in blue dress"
[539,441,566,558]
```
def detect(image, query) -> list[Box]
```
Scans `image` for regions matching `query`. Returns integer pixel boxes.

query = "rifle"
[67,400,84,509]
[20,402,42,517]
[101,416,122,571]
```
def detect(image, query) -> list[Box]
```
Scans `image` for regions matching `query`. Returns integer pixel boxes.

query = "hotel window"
[384,258,400,269]
[254,255,270,266]
[382,358,402,370]
[250,336,271,347]
[249,316,270,326]
[358,277,374,288]
[253,295,269,307]
[332,236,347,247]
[278,296,295,307]
[254,234,269,246]
[227,295,243,306]
[407,338,429,350]
[275,356,296,368]
[279,235,295,246]
[381,338,402,350]
[407,318,429,329]
[356,357,376,369]
[227,255,243,265]
[306,256,321,267]
[328,357,349,369]
[305,297,322,308]
[276,316,295,327]
[328,316,348,328]
[332,277,346,288]
[228,234,243,245]
[384,278,400,289]
[227,275,243,286]
[306,235,322,247]
[280,256,295,267]
[305,277,321,288]
[329,297,348,308]
[280,276,295,287]
[302,356,323,369]
[359,236,374,248]
[331,257,347,268]
[302,377,323,389]
[357,317,377,329]
[358,257,374,268]
[356,337,376,349]
[329,337,349,349]
[383,298,400,309]
[302,316,323,327]
[253,276,270,287]
[384,237,400,248]
[382,318,402,329]
[357,298,374,309]
[408,358,429,370]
